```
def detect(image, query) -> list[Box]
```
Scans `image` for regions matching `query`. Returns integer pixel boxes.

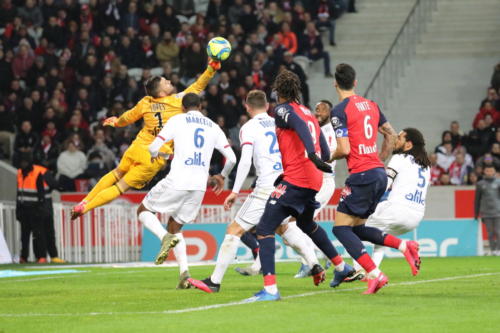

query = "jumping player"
[244,70,353,303]
[136,93,236,288]
[352,128,430,271]
[71,60,221,220]
[329,63,421,294]
[188,90,321,293]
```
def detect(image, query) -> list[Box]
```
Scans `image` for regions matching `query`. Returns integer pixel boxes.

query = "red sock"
[357,253,376,273]
[264,274,276,286]
[383,234,402,249]
[331,255,344,266]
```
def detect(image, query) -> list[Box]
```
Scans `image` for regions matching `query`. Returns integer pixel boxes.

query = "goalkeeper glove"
[208,58,221,71]
[103,116,118,127]
[308,153,333,173]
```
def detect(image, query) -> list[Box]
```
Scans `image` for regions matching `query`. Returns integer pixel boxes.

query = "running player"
[329,63,421,294]
[244,70,353,303]
[294,100,337,278]
[71,60,221,219]
[136,93,236,288]
[188,90,322,293]
[352,128,430,271]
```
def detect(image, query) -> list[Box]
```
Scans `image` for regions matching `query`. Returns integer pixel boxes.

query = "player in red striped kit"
[329,63,421,294]
[243,70,353,302]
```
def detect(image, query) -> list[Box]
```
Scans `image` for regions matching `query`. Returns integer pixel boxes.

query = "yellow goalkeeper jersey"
[115,68,216,154]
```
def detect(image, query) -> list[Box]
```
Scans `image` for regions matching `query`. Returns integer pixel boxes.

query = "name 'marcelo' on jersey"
[149,110,236,191]
[274,102,328,191]
[386,154,431,212]
[237,113,283,189]
[331,95,386,174]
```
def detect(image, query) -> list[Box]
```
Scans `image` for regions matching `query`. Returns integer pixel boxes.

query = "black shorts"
[336,167,387,219]
[256,180,319,236]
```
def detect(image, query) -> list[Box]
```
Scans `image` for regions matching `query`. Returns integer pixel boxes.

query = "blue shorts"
[256,181,320,236]
[336,167,387,219]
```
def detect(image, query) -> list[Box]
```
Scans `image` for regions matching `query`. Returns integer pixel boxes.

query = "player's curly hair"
[272,69,301,103]
[401,127,431,169]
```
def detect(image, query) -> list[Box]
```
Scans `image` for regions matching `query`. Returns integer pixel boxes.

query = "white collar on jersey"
[186,110,202,115]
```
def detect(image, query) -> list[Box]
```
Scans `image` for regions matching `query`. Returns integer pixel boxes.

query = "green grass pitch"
[1,257,499,333]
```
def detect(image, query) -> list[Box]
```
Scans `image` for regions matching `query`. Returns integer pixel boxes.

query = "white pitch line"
[0,270,147,283]
[1,271,499,318]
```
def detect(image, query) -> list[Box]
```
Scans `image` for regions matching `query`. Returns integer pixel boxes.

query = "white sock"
[353,259,362,272]
[138,211,167,240]
[367,267,381,279]
[399,241,407,252]
[173,233,188,274]
[282,224,319,267]
[372,245,385,268]
[335,261,346,272]
[210,234,239,284]
[264,284,278,294]
[251,253,261,271]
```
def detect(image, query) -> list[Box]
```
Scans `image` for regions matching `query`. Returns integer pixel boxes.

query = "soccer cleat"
[154,234,179,265]
[294,264,312,278]
[37,258,47,264]
[363,272,389,294]
[343,270,366,283]
[311,264,326,286]
[403,240,421,276]
[50,257,66,264]
[330,263,356,288]
[324,258,332,271]
[188,277,220,293]
[70,201,87,220]
[177,271,192,289]
[19,257,27,264]
[235,266,261,276]
[243,289,281,303]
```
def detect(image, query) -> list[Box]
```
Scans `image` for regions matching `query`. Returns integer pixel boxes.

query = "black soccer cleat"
[311,264,326,286]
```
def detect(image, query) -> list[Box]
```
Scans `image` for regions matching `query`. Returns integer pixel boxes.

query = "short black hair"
[182,93,201,109]
[144,76,162,98]
[335,63,356,90]
[319,99,333,108]
[484,164,497,171]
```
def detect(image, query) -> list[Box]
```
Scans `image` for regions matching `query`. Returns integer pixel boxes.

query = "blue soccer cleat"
[294,264,311,278]
[243,289,281,303]
[330,263,356,288]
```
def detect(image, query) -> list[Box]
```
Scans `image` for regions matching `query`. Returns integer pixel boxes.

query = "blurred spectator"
[85,151,108,188]
[436,141,455,171]
[429,153,444,185]
[437,173,451,186]
[474,164,500,255]
[87,129,116,170]
[476,153,500,171]
[300,22,333,77]
[491,63,500,91]
[13,120,39,167]
[473,100,499,129]
[33,134,59,171]
[467,171,479,185]
[181,42,206,84]
[313,0,346,46]
[57,140,87,192]
[12,42,35,79]
[229,114,249,151]
[448,152,472,185]
[282,51,310,106]
[0,105,16,159]
[450,121,465,149]
[274,21,298,54]
[155,31,180,68]
[466,119,494,160]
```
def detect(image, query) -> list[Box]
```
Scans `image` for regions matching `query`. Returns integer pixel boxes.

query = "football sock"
[264,274,278,294]
[357,253,380,278]
[83,170,119,203]
[372,244,385,267]
[331,255,345,272]
[83,185,121,213]
[173,233,188,274]
[281,223,319,267]
[258,237,276,275]
[352,225,385,244]
[333,226,377,274]
[138,211,167,240]
[251,253,262,271]
[210,234,240,284]
[308,225,342,264]
[240,232,259,259]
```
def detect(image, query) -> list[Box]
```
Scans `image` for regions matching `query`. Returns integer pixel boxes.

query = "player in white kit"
[137,93,236,288]
[294,100,338,278]
[352,127,430,275]
[188,90,323,293]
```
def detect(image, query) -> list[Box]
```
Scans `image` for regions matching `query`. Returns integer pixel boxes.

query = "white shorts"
[142,178,205,224]
[314,176,335,218]
[366,201,424,236]
[235,187,287,231]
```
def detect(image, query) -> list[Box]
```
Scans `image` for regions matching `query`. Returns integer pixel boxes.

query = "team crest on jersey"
[276,107,288,116]
[331,117,340,127]
[271,184,287,199]
[340,186,352,200]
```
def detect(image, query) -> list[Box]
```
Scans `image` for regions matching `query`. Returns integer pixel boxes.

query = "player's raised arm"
[183,59,221,95]
[104,98,147,128]
[378,115,397,161]
[329,104,350,162]
[211,128,237,195]
[319,131,330,162]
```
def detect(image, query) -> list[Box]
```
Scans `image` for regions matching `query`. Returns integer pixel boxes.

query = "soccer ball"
[207,37,231,61]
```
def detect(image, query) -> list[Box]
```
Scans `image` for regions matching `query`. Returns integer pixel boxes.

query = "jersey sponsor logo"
[355,101,371,111]
[185,152,206,166]
[358,143,378,154]
[405,189,425,205]
[335,128,348,137]
[270,184,287,199]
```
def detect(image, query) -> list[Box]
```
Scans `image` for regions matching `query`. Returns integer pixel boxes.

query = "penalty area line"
[1,272,499,318]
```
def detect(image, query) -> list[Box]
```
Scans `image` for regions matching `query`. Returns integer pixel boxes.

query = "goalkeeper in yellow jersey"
[71,60,221,220]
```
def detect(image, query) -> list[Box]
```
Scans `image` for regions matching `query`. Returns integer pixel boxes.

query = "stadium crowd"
[0,0,356,191]
[431,63,500,186]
